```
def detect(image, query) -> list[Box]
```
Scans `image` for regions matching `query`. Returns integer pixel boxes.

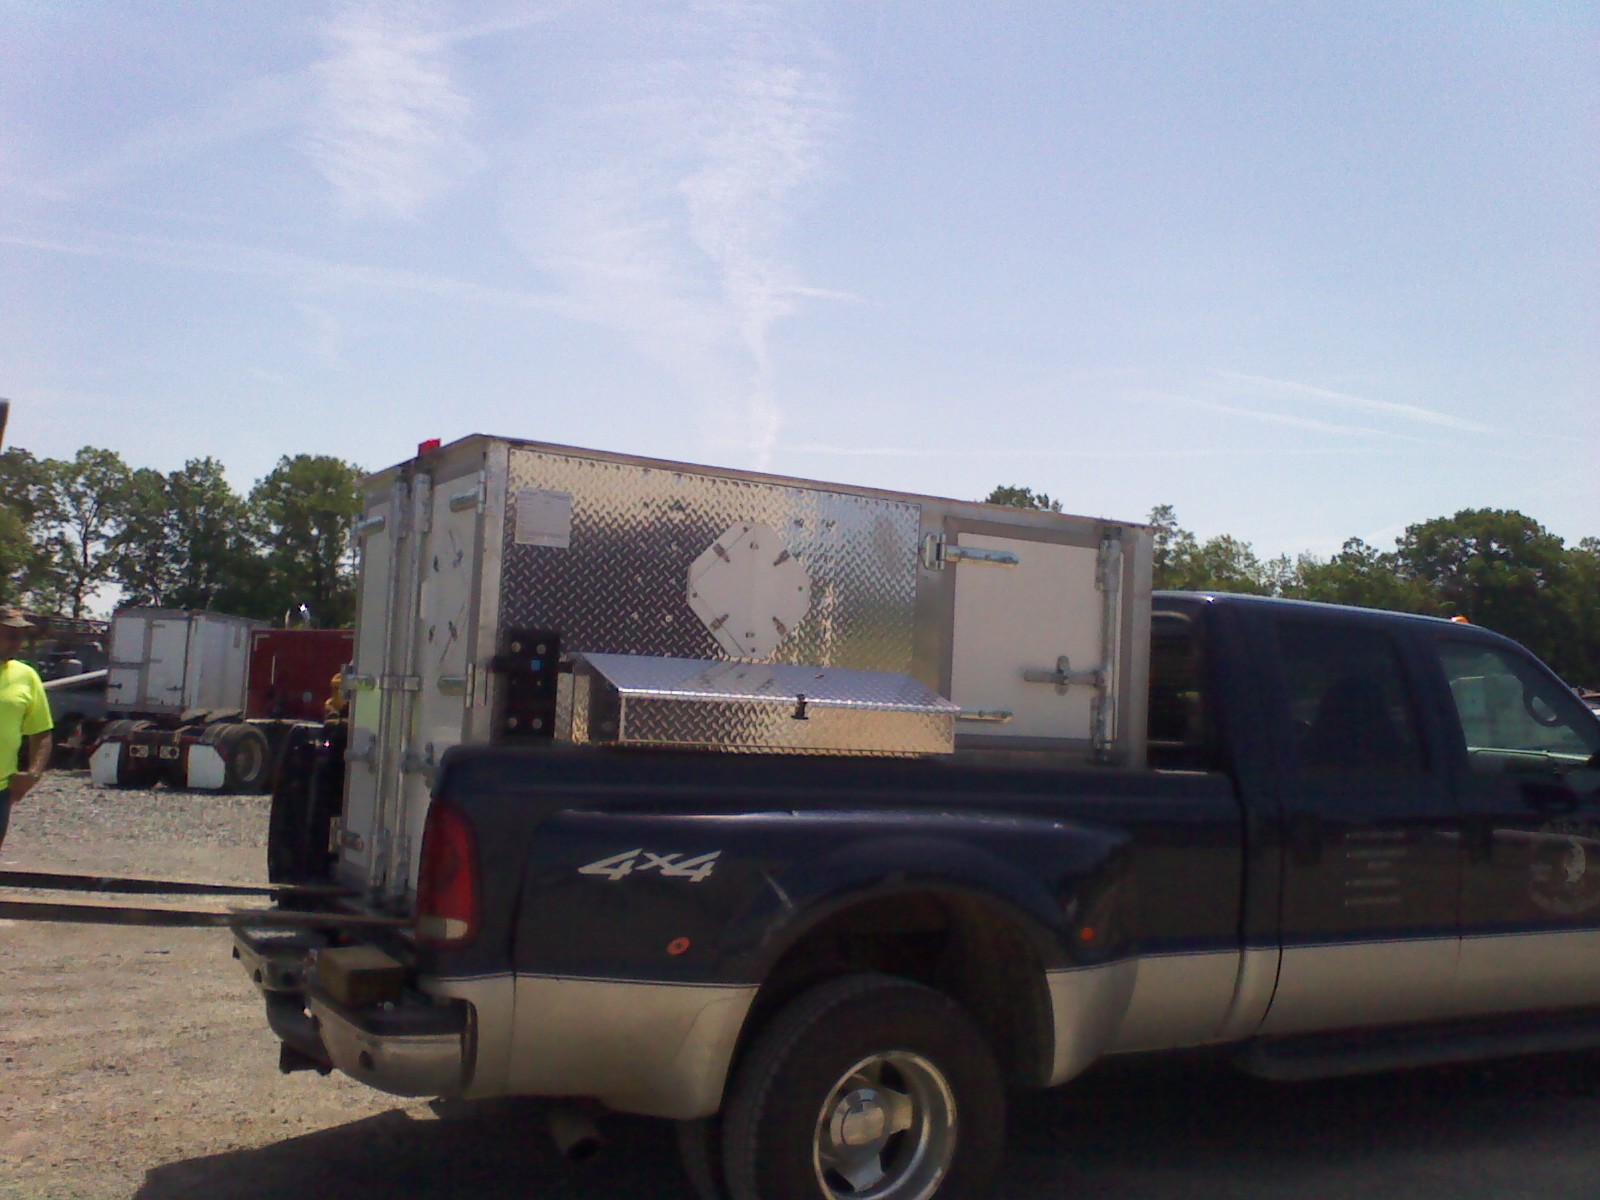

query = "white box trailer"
[104,608,264,717]
[340,436,1154,903]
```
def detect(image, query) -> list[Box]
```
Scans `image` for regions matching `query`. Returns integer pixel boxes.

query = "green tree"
[1146,505,1274,594]
[111,458,254,610]
[43,447,134,618]
[1178,533,1269,594]
[1148,504,1197,589]
[1558,537,1600,688]
[1286,538,1439,614]
[1395,508,1574,672]
[0,448,62,606]
[984,485,1063,513]
[249,455,365,627]
[0,506,33,606]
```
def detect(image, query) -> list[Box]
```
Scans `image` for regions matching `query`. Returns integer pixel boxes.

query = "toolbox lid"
[569,653,960,756]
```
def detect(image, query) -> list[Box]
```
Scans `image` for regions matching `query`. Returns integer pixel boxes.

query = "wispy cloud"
[18,73,310,202]
[500,2,847,468]
[16,2,489,223]
[1219,371,1497,434]
[303,2,482,220]
[1148,389,1438,443]
[788,442,1426,461]
[0,226,578,314]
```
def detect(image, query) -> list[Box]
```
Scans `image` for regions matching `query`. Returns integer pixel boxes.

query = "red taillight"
[415,799,480,947]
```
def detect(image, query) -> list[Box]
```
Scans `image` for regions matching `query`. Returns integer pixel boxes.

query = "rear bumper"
[308,984,473,1097]
[235,927,475,1099]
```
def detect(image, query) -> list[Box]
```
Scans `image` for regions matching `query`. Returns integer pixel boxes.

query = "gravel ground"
[7,771,1600,1200]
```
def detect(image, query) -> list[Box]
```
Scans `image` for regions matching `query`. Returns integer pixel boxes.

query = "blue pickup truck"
[238,590,1600,1200]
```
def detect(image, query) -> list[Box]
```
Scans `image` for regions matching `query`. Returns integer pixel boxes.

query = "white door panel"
[950,535,1102,741]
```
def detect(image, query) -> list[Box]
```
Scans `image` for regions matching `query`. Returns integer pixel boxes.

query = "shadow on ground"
[137,1055,1600,1200]
[136,1099,693,1200]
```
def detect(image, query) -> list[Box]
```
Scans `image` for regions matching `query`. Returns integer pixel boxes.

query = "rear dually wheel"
[720,974,1005,1200]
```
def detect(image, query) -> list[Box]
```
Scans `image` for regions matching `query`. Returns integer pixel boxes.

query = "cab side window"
[1148,611,1208,770]
[1435,639,1600,775]
[1276,621,1425,775]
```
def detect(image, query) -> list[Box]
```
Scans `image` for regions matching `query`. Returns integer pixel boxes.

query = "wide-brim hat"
[0,608,34,629]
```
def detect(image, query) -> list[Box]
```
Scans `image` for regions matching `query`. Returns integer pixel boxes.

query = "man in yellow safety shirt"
[0,608,52,853]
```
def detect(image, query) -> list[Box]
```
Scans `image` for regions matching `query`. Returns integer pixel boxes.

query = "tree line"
[0,447,366,628]
[987,488,1600,689]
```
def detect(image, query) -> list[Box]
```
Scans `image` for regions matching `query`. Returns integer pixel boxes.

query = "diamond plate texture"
[577,653,957,755]
[499,449,920,671]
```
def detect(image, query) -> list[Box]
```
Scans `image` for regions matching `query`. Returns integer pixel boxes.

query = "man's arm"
[11,731,51,801]
[26,729,50,774]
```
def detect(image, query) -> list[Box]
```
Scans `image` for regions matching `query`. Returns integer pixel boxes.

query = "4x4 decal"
[577,848,721,883]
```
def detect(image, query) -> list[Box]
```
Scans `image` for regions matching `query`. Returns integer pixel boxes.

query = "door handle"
[1021,656,1104,694]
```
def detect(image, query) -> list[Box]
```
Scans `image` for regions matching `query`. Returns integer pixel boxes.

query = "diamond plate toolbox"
[568,654,960,756]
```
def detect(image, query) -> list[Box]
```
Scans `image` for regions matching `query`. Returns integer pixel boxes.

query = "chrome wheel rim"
[811,1051,957,1200]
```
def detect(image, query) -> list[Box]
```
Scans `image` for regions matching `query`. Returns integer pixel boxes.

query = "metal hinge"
[355,514,387,537]
[415,474,434,535]
[391,480,411,539]
[1091,694,1110,756]
[391,835,413,900]
[380,674,421,692]
[373,831,392,892]
[920,534,1020,571]
[1097,531,1123,592]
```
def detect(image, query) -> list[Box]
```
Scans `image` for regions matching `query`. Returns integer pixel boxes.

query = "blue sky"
[3,1,1595,562]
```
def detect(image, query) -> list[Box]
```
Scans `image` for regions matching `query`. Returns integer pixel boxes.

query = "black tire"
[677,1115,730,1200]
[216,723,272,793]
[721,975,1005,1200]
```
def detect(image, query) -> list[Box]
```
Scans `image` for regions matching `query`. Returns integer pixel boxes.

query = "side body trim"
[425,972,512,1097]
[1457,929,1600,1017]
[502,975,758,1119]
[1045,961,1137,1085]
[1109,949,1243,1053]
[1258,937,1459,1035]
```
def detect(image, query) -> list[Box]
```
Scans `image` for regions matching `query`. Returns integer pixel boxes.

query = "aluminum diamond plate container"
[499,447,921,672]
[568,653,960,756]
[342,434,1153,899]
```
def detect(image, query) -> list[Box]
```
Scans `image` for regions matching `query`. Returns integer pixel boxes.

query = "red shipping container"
[246,629,354,721]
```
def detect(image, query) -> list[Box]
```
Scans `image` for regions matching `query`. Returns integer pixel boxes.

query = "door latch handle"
[1021,656,1103,694]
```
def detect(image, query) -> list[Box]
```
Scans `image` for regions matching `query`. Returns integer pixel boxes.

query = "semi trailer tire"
[720,974,1005,1200]
[209,722,272,793]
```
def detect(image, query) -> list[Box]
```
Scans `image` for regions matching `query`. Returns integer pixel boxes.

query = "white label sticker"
[515,488,573,548]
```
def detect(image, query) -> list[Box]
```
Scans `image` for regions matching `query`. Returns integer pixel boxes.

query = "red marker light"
[418,438,442,455]
[667,937,692,956]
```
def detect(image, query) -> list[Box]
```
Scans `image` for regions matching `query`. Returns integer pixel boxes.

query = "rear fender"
[729,828,1132,980]
[722,826,1139,1088]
